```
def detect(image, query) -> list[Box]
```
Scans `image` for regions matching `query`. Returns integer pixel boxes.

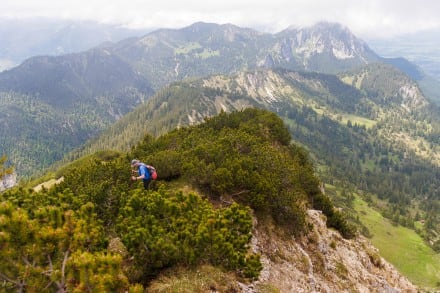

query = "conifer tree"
[0,201,129,291]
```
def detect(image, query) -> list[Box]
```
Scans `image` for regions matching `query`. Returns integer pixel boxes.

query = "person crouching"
[130,159,152,190]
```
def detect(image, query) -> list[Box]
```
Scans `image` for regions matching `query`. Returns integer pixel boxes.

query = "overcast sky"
[2,0,440,39]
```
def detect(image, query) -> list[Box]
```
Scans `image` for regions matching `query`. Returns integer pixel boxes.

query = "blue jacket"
[138,163,151,181]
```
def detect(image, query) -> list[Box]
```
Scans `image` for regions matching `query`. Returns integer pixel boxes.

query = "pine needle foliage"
[132,108,353,237]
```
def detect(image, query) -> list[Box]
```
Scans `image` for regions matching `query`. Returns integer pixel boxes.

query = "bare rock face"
[0,172,16,191]
[248,210,417,292]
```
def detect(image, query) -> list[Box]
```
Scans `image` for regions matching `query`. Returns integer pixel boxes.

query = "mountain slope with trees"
[3,109,402,291]
[3,21,428,177]
[73,67,440,257]
[0,49,153,176]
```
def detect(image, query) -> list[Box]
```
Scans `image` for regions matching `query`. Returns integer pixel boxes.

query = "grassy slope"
[353,195,440,289]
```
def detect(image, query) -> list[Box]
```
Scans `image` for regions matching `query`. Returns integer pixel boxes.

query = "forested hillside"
[0,21,394,177]
[0,49,153,176]
[72,68,440,254]
[0,109,355,291]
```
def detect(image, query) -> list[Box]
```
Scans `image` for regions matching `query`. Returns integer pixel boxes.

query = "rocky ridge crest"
[246,210,417,292]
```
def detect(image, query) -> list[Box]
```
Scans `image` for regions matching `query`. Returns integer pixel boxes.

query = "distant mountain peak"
[274,21,379,71]
[281,21,350,34]
[183,21,221,32]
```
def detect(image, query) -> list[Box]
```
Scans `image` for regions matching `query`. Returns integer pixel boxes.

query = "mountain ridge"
[0,109,420,291]
[68,67,440,272]
[0,23,438,188]
[80,67,438,155]
[250,209,416,292]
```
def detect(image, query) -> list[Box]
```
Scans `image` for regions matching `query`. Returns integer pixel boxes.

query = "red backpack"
[147,165,157,180]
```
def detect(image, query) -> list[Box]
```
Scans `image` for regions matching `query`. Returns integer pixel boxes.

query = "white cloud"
[1,0,440,38]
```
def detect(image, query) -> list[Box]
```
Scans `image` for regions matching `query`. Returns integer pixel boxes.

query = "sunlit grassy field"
[353,196,440,290]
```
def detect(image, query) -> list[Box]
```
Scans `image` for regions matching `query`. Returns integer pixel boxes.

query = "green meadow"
[340,114,376,129]
[353,196,440,289]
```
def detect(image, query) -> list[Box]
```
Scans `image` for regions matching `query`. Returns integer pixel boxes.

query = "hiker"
[130,159,153,190]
